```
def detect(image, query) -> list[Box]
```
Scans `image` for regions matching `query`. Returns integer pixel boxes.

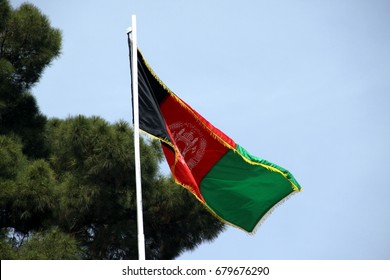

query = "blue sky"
[10,0,390,259]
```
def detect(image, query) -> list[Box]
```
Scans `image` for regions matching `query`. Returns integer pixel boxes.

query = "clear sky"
[10,0,390,259]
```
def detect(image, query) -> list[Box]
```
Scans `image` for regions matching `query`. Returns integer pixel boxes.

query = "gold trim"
[137,48,301,233]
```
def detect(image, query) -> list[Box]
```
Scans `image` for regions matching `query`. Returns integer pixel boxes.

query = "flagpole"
[128,15,146,261]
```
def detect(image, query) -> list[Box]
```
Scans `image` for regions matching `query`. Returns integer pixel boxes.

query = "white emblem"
[169,122,207,170]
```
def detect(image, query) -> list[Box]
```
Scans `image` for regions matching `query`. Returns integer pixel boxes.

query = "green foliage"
[144,177,225,259]
[0,0,11,32]
[0,91,48,158]
[16,227,81,260]
[0,0,225,260]
[0,0,61,158]
[0,238,15,259]
[0,135,26,179]
[0,141,57,233]
[12,160,57,232]
[47,116,140,186]
[0,2,62,90]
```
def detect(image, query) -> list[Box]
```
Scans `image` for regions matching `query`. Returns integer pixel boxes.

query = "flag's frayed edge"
[250,190,299,235]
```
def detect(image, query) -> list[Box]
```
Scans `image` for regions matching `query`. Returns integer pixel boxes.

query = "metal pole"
[129,15,146,261]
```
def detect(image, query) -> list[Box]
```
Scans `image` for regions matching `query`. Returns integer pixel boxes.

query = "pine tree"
[45,116,225,259]
[0,0,61,158]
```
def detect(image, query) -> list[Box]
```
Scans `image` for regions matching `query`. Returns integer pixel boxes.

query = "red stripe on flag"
[160,95,236,201]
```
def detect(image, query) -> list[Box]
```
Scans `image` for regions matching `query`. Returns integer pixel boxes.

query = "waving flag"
[133,49,301,233]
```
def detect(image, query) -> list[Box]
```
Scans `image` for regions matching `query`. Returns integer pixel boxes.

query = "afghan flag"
[133,49,302,233]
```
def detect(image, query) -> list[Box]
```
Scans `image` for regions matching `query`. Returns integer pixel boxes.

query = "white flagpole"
[128,15,146,260]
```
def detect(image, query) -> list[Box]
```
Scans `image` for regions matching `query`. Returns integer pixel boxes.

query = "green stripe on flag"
[200,146,296,232]
[236,145,301,191]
